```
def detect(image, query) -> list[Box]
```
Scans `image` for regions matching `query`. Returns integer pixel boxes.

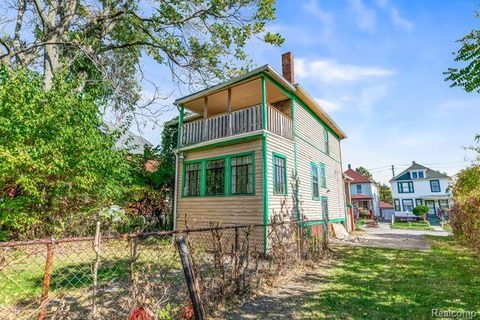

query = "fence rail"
[0,219,327,319]
[181,104,293,146]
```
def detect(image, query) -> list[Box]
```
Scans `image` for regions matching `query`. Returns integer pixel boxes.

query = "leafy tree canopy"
[355,166,373,180]
[0,67,132,239]
[0,0,283,124]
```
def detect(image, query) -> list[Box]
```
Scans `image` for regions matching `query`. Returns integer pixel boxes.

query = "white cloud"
[348,0,377,32]
[391,7,414,31]
[314,98,341,113]
[296,58,394,83]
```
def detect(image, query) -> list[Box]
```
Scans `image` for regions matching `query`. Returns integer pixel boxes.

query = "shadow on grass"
[231,236,480,320]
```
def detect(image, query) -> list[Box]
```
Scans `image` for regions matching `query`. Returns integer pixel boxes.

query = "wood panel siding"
[293,101,346,222]
[266,133,296,219]
[176,139,264,246]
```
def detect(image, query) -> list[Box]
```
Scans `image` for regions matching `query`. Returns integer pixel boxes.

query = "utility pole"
[391,165,395,179]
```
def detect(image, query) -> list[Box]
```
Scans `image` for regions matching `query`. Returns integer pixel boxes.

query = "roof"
[351,194,372,200]
[379,201,394,209]
[390,162,450,182]
[344,168,372,184]
[174,65,346,139]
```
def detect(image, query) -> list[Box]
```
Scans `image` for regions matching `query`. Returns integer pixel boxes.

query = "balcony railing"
[181,104,292,146]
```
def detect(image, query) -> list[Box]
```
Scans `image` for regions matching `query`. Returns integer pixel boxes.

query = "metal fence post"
[38,239,54,320]
[175,235,206,320]
[92,222,101,319]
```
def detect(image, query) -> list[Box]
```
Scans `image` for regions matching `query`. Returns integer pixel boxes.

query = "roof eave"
[174,65,296,106]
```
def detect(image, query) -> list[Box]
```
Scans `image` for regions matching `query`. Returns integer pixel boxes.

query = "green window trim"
[430,180,441,193]
[181,151,255,198]
[272,152,288,195]
[394,199,400,211]
[323,128,329,155]
[319,162,326,188]
[310,162,320,200]
[397,181,414,193]
[182,160,203,198]
[415,199,423,206]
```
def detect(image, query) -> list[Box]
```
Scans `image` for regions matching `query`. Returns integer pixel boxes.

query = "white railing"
[181,104,292,146]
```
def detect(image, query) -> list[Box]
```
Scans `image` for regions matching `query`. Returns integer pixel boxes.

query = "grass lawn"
[442,223,453,233]
[302,236,480,319]
[391,221,432,230]
[0,238,182,309]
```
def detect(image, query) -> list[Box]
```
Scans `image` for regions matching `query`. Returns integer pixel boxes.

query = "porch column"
[203,96,208,141]
[178,104,184,147]
[227,88,232,136]
[261,76,267,130]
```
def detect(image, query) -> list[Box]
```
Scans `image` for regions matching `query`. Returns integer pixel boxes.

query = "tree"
[378,183,393,204]
[0,0,283,122]
[445,11,480,93]
[0,67,132,240]
[355,166,373,180]
[413,205,429,222]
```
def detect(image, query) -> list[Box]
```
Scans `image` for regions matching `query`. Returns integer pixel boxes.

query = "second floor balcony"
[181,103,292,146]
[176,72,294,148]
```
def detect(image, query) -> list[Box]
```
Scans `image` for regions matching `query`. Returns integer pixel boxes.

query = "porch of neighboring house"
[352,194,374,219]
[177,74,293,148]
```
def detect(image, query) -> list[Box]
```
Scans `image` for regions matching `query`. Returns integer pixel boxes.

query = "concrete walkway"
[333,222,450,250]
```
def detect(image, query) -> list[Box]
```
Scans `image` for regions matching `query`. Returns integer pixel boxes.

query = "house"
[390,161,451,221]
[344,165,380,218]
[172,52,348,252]
[343,174,355,231]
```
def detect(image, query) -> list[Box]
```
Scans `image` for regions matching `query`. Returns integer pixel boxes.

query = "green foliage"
[0,67,132,239]
[412,205,429,217]
[378,183,392,204]
[445,11,480,93]
[355,166,373,180]
[450,163,480,250]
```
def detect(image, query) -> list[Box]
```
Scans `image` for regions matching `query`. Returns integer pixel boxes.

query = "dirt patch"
[226,260,333,320]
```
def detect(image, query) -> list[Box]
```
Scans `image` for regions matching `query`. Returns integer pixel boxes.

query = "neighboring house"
[390,161,451,219]
[172,52,348,252]
[344,165,380,218]
[343,174,355,232]
[379,201,395,221]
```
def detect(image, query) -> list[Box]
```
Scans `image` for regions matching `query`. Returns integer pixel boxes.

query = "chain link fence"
[0,218,330,319]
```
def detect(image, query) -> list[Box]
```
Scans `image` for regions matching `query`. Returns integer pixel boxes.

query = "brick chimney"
[281,51,295,83]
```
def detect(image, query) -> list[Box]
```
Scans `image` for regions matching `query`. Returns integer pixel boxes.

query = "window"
[398,181,414,193]
[321,196,329,221]
[439,200,449,209]
[415,199,423,206]
[323,128,329,155]
[430,180,441,193]
[402,199,414,212]
[273,153,287,195]
[231,155,254,195]
[205,159,225,195]
[356,184,362,194]
[311,163,319,200]
[184,162,202,196]
[394,199,400,211]
[320,163,326,188]
[411,171,425,179]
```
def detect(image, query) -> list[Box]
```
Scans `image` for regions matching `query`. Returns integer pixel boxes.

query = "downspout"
[173,104,184,231]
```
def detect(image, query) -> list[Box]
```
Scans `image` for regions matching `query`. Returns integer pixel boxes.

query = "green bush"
[413,205,429,221]
[0,67,132,240]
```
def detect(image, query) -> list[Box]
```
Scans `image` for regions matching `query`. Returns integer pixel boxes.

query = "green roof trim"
[391,162,450,181]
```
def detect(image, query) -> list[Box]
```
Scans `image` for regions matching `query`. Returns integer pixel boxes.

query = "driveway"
[334,222,451,250]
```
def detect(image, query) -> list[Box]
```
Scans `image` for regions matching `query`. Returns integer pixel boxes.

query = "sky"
[134,0,480,184]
